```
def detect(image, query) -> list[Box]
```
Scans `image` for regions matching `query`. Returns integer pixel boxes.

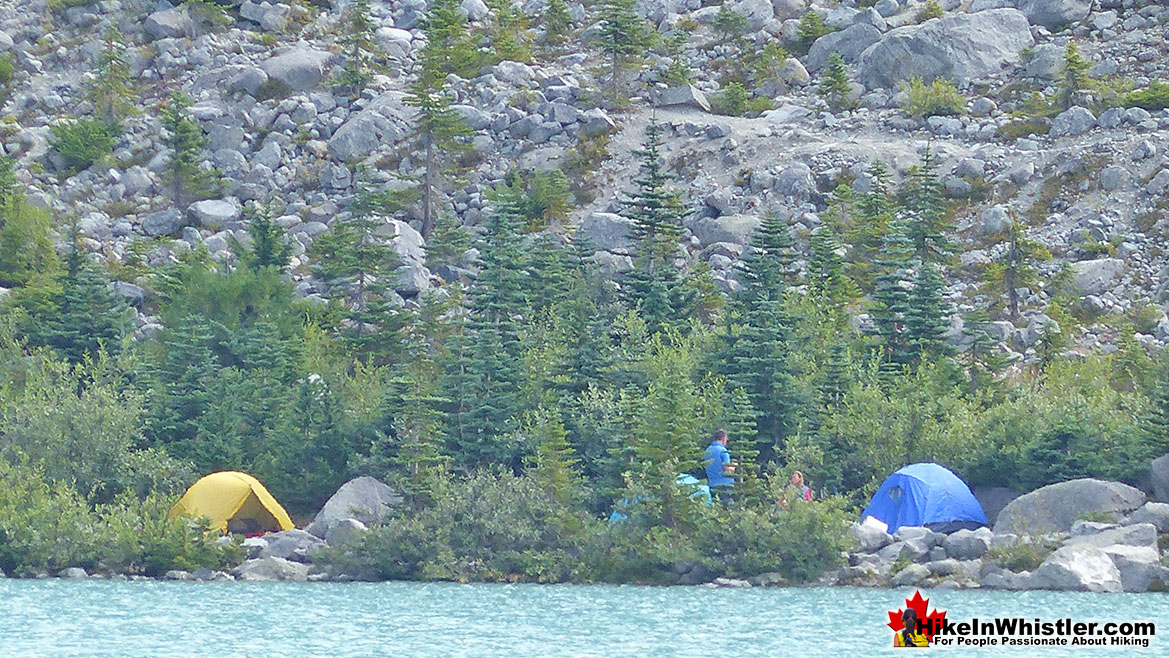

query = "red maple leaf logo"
[887,590,947,642]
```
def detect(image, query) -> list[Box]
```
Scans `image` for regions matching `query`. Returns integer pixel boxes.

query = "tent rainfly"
[170,471,295,534]
[860,463,989,535]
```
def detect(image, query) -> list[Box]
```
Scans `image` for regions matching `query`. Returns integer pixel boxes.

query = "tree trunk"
[422,134,435,238]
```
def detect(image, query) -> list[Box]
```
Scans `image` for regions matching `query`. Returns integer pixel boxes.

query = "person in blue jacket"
[704,429,736,502]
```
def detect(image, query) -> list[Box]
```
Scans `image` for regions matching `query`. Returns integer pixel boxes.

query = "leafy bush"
[796,11,833,53]
[50,117,119,173]
[915,0,944,23]
[0,201,59,288]
[996,118,1050,141]
[900,77,966,118]
[1122,81,1169,111]
[987,536,1058,572]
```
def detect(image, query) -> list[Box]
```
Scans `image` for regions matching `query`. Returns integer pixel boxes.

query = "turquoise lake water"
[1,580,1166,656]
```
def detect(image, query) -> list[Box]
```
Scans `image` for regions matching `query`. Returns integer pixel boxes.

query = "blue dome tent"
[860,463,989,534]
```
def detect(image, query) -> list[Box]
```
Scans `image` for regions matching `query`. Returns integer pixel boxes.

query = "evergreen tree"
[818,342,850,409]
[593,0,652,103]
[818,53,854,111]
[619,122,692,332]
[542,0,572,50]
[309,203,407,360]
[486,0,533,64]
[403,69,474,238]
[807,226,857,303]
[871,219,915,368]
[146,314,219,449]
[335,0,383,94]
[87,27,132,125]
[160,92,217,209]
[35,221,130,363]
[903,260,951,364]
[1140,358,1169,458]
[719,214,801,458]
[900,152,950,263]
[525,406,584,509]
[982,220,1050,320]
[426,212,473,270]
[417,0,479,80]
[712,5,749,45]
[445,189,529,467]
[960,309,1012,395]
[843,163,896,290]
[241,205,293,272]
[1060,41,1092,110]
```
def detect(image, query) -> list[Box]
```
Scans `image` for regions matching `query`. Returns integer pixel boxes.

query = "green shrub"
[987,536,1058,572]
[0,53,14,88]
[1122,81,1169,111]
[0,202,59,288]
[796,11,833,53]
[900,77,966,118]
[50,117,119,173]
[996,118,1050,141]
[714,82,749,116]
[915,0,944,23]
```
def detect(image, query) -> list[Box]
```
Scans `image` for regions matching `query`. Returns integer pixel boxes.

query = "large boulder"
[1098,545,1169,593]
[1152,454,1169,502]
[1126,502,1169,531]
[941,528,993,560]
[307,476,403,538]
[324,518,368,547]
[658,85,711,113]
[995,479,1146,535]
[258,529,326,562]
[1030,545,1123,592]
[1017,0,1092,30]
[145,8,194,40]
[856,9,1033,89]
[1049,106,1096,137]
[806,23,882,72]
[689,214,761,247]
[141,208,184,237]
[260,47,333,92]
[1065,523,1158,550]
[327,91,412,161]
[233,557,309,582]
[188,199,241,229]
[1071,258,1124,296]
[577,212,634,254]
[851,522,893,552]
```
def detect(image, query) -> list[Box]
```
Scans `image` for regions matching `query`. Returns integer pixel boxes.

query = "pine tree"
[960,309,1012,395]
[239,204,292,271]
[335,0,383,94]
[807,226,857,303]
[872,219,915,368]
[719,213,801,458]
[903,260,951,364]
[844,163,896,290]
[619,122,692,332]
[426,212,473,270]
[87,27,132,125]
[36,221,130,363]
[542,0,572,51]
[417,0,479,80]
[1060,41,1092,111]
[818,53,854,111]
[525,406,583,508]
[818,342,850,409]
[593,0,651,103]
[445,189,529,467]
[486,0,533,64]
[146,314,219,450]
[404,71,474,238]
[712,5,749,45]
[901,152,951,263]
[309,204,407,360]
[1140,358,1169,458]
[161,91,217,209]
[982,220,1050,320]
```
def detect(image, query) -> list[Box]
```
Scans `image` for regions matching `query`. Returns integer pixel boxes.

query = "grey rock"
[874,0,899,17]
[328,91,411,162]
[145,8,193,40]
[259,529,325,563]
[774,163,816,200]
[164,570,194,581]
[578,212,634,254]
[892,563,931,586]
[927,558,962,577]
[689,214,761,246]
[188,199,241,229]
[893,526,931,543]
[1097,107,1123,129]
[995,478,1146,535]
[1099,165,1127,191]
[1065,523,1158,550]
[942,528,992,560]
[460,0,490,21]
[233,557,309,582]
[229,67,270,96]
[1018,0,1092,30]
[659,85,711,113]
[241,536,269,559]
[1098,545,1168,593]
[396,262,431,295]
[307,476,403,538]
[1031,545,1122,592]
[806,23,882,71]
[1025,43,1064,79]
[580,108,616,137]
[452,105,492,131]
[1071,258,1124,296]
[778,59,810,86]
[980,205,1011,235]
[324,518,368,547]
[1146,170,1169,196]
[711,576,752,588]
[856,9,1033,89]
[1152,454,1169,502]
[108,282,146,306]
[851,522,893,552]
[260,48,333,92]
[1049,106,1095,137]
[141,208,183,237]
[58,567,87,579]
[773,0,804,20]
[974,486,1021,524]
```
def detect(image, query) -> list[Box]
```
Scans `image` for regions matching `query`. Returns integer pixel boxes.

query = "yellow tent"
[170,471,295,534]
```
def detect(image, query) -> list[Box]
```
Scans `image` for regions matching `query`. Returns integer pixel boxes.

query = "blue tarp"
[860,463,988,534]
[608,474,712,523]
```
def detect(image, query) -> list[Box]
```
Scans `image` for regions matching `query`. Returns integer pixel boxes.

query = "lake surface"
[1,580,1166,656]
